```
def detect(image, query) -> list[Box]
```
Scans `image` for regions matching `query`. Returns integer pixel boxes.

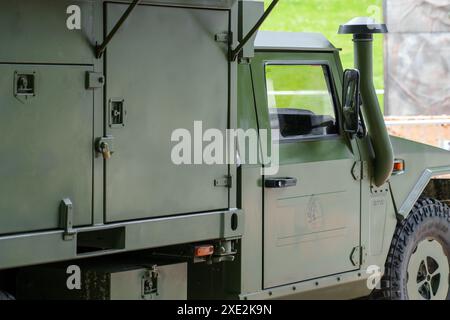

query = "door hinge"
[86,72,105,89]
[351,160,368,181]
[214,175,232,188]
[60,198,75,241]
[350,245,366,266]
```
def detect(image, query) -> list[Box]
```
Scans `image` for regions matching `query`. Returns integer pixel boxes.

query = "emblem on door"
[306,196,324,230]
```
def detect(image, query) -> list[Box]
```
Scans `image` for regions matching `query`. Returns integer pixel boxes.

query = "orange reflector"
[393,160,405,172]
[194,245,214,257]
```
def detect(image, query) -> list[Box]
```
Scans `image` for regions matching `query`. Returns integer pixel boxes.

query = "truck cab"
[0,0,449,300]
[236,21,450,299]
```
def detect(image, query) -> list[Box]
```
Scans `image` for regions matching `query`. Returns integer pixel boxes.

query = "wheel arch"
[396,167,450,218]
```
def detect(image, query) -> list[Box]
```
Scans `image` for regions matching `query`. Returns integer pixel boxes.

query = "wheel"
[382,198,450,300]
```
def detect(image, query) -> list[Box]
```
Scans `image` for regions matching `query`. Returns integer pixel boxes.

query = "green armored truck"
[0,0,449,300]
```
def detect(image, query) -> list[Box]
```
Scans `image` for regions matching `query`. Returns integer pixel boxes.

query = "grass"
[261,0,385,108]
[266,64,337,116]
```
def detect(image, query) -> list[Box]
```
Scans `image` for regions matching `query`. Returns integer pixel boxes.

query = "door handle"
[265,177,297,189]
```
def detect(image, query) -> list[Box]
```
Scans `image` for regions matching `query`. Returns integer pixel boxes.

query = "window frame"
[264,60,342,143]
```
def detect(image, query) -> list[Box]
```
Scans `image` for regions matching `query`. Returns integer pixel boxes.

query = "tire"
[382,198,450,300]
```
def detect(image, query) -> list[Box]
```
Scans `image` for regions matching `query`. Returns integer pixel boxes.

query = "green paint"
[0,0,448,301]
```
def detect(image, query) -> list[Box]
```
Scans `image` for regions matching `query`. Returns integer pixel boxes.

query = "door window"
[265,64,338,141]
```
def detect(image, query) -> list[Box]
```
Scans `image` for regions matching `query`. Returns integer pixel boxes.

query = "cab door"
[252,53,361,288]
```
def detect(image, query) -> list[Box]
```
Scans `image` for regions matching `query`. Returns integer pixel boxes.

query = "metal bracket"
[207,239,238,264]
[86,72,105,89]
[141,266,159,300]
[214,175,232,188]
[95,0,141,59]
[370,183,390,195]
[60,198,75,241]
[230,0,279,61]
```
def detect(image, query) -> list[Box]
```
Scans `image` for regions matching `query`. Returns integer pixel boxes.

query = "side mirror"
[342,69,360,137]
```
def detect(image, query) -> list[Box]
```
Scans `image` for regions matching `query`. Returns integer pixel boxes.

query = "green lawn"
[261,0,384,106]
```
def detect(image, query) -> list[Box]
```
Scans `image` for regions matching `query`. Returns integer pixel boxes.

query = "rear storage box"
[17,260,187,300]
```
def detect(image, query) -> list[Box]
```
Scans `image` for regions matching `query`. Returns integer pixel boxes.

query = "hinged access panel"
[105,3,230,222]
[0,65,94,234]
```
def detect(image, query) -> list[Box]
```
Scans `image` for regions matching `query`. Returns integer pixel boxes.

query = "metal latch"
[141,266,159,300]
[86,72,105,89]
[60,198,75,241]
[207,240,238,264]
[214,175,232,188]
[109,99,126,128]
[95,136,114,160]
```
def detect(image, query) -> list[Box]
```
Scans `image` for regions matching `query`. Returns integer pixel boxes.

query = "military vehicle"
[0,0,449,300]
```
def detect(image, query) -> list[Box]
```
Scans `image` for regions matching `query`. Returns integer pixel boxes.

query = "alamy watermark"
[66,265,81,290]
[366,265,383,290]
[171,121,279,175]
[367,5,383,30]
[66,5,81,30]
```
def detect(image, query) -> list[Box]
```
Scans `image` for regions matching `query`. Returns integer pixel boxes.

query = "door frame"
[250,50,363,287]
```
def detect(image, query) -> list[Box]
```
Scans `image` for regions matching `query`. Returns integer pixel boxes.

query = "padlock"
[95,136,114,160]
[101,142,111,160]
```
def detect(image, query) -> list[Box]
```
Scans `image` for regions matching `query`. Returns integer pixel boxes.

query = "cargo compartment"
[104,3,230,222]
